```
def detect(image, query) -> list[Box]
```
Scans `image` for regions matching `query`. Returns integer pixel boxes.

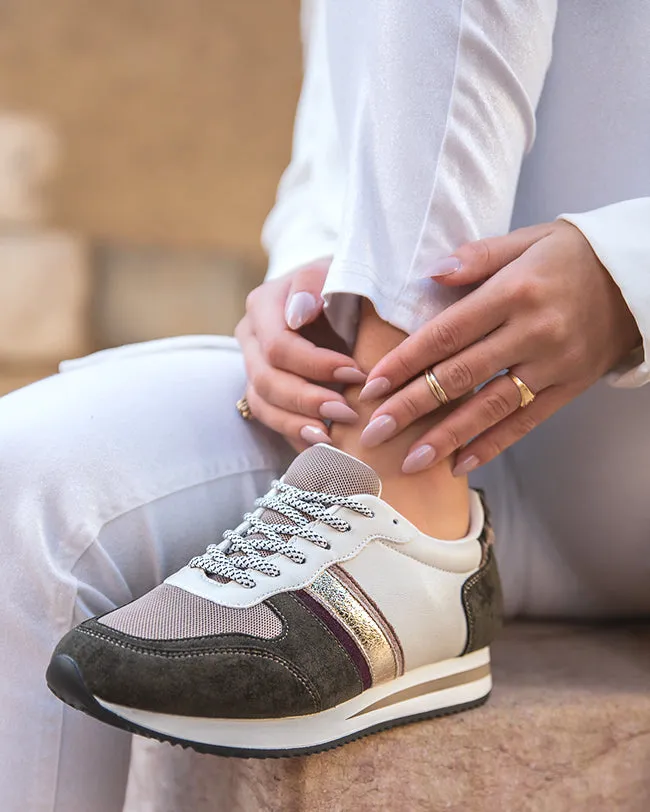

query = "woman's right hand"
[235,261,366,450]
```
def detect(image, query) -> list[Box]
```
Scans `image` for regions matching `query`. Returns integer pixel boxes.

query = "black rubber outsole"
[46,653,491,759]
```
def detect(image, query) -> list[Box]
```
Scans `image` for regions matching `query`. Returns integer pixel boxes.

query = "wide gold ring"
[508,373,536,408]
[424,368,450,406]
[236,395,253,421]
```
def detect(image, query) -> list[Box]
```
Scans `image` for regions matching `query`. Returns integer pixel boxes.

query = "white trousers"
[1,336,649,812]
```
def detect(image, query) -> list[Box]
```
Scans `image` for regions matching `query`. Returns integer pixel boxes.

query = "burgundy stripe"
[295,590,372,690]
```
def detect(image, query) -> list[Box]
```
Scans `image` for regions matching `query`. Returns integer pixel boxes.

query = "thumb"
[284,262,329,330]
[428,223,553,286]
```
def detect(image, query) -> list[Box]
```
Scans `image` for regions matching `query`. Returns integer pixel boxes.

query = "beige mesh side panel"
[98,584,283,640]
[283,445,381,497]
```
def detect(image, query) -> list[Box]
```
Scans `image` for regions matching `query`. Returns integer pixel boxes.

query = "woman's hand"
[359,221,641,474]
[235,260,365,450]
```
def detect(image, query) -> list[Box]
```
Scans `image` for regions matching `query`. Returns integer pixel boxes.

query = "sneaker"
[47,444,502,758]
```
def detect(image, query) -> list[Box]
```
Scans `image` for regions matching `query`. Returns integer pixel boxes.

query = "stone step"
[123,622,650,812]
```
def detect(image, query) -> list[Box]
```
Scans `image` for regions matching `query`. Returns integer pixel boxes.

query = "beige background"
[0,0,304,393]
[0,0,302,260]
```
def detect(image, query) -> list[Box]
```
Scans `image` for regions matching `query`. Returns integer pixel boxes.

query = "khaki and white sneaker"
[47,444,503,757]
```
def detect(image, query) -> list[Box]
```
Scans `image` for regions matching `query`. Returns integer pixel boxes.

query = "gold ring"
[424,368,450,405]
[236,395,253,421]
[508,373,535,408]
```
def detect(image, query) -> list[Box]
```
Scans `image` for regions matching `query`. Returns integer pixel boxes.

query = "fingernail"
[430,257,461,277]
[359,377,391,402]
[452,454,479,477]
[300,426,332,446]
[285,292,320,330]
[360,414,397,448]
[319,401,359,423]
[333,367,367,385]
[402,445,437,474]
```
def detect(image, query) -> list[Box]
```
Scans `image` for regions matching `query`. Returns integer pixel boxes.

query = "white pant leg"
[472,380,650,618]
[0,337,292,812]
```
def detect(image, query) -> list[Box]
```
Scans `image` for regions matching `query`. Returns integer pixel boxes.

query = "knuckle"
[442,425,462,450]
[245,286,261,312]
[481,437,505,461]
[393,350,418,382]
[466,238,491,267]
[482,391,512,423]
[251,368,271,397]
[544,310,570,345]
[429,320,460,356]
[400,393,422,421]
[443,358,474,393]
[513,276,544,307]
[265,336,286,367]
[514,411,538,437]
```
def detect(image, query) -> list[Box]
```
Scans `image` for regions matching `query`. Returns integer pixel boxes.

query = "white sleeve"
[261,0,344,281]
[321,0,559,337]
[559,198,650,388]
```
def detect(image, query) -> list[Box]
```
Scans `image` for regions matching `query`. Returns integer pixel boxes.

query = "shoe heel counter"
[461,493,503,655]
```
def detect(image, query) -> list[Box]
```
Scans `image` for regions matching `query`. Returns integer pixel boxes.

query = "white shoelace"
[189,481,374,588]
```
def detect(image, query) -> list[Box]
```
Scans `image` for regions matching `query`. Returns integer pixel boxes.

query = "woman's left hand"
[359,220,641,475]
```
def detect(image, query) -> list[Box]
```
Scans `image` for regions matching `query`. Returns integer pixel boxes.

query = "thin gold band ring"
[424,368,450,406]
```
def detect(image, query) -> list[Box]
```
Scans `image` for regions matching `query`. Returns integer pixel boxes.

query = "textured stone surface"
[123,623,650,812]
[0,235,90,361]
[0,0,301,258]
[94,249,257,345]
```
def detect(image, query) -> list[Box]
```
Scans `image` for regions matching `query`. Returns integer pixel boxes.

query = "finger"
[430,223,555,286]
[399,370,542,473]
[284,261,331,330]
[245,335,359,423]
[237,316,364,385]
[361,331,525,445]
[245,384,332,449]
[451,384,569,475]
[361,285,510,399]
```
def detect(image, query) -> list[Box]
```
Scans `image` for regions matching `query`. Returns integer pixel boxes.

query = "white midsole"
[96,647,490,750]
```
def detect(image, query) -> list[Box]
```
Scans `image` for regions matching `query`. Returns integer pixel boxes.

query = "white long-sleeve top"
[263,0,650,387]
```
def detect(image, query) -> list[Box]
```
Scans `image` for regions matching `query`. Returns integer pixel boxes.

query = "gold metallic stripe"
[331,565,404,677]
[307,570,397,684]
[350,664,491,718]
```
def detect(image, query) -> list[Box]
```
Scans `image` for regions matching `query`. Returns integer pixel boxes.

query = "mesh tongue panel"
[281,444,381,497]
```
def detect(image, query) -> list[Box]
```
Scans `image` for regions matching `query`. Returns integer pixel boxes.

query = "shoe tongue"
[282,444,382,497]
[207,445,380,583]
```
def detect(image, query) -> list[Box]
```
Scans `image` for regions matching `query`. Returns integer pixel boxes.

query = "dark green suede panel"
[52,592,362,718]
[53,628,318,717]
[461,547,504,654]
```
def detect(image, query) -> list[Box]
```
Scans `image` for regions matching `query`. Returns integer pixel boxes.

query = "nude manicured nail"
[360,414,397,448]
[359,377,391,402]
[333,367,367,385]
[402,445,437,474]
[319,401,359,423]
[452,454,479,477]
[430,257,461,277]
[300,426,332,446]
[285,292,319,330]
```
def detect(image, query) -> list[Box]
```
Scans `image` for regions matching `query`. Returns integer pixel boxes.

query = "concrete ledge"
[124,623,650,811]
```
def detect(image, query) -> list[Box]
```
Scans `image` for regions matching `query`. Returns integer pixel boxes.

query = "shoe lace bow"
[189,481,373,588]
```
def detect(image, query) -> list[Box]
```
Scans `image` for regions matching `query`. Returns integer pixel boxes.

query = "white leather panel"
[342,542,470,670]
[165,492,483,616]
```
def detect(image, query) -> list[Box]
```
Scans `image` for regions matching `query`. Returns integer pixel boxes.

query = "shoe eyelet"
[392,518,399,525]
[368,511,376,519]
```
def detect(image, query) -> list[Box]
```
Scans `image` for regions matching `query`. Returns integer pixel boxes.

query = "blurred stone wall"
[0,0,302,396]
